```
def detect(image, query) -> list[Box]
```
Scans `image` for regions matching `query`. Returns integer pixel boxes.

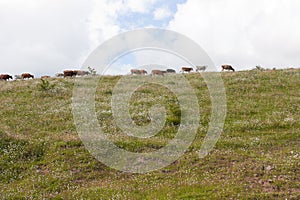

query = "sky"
[0,0,300,77]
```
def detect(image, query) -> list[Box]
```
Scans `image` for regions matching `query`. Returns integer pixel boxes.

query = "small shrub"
[167,105,181,125]
[37,79,55,92]
[256,65,265,71]
[88,66,97,76]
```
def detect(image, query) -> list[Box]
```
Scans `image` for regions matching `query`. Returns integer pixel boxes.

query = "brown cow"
[131,69,147,75]
[21,73,34,79]
[74,70,90,76]
[63,70,76,77]
[0,74,13,81]
[41,76,51,79]
[181,67,193,73]
[151,70,166,76]
[222,65,235,72]
[139,70,147,75]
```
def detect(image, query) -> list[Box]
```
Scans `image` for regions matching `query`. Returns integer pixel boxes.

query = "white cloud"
[86,0,162,55]
[88,0,122,48]
[126,0,157,13]
[0,0,129,77]
[0,0,94,76]
[153,6,172,20]
[87,0,158,46]
[0,0,164,77]
[168,0,300,70]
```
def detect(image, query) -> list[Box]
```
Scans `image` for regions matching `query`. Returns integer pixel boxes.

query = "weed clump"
[37,79,56,92]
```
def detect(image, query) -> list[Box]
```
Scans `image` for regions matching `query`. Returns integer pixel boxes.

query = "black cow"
[0,74,13,81]
[222,65,235,72]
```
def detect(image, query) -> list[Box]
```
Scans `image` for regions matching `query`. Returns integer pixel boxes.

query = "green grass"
[0,69,299,199]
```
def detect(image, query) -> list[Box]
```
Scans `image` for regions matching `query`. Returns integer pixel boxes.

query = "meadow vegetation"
[0,69,299,199]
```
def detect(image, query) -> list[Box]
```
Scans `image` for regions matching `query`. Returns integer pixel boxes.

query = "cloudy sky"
[1,0,300,77]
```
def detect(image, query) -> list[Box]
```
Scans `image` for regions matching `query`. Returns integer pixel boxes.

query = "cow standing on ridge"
[0,74,13,81]
[41,76,51,79]
[151,70,166,76]
[181,67,193,73]
[55,73,64,78]
[21,73,34,79]
[74,70,90,76]
[222,65,235,72]
[131,69,147,75]
[63,70,76,77]
[166,69,176,73]
[196,66,207,72]
[14,75,22,80]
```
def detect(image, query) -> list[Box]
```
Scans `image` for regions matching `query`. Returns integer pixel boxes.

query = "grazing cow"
[166,69,176,73]
[55,73,64,78]
[130,69,141,75]
[0,74,13,81]
[222,65,235,72]
[63,70,76,77]
[41,76,51,79]
[151,70,166,76]
[181,67,193,73]
[21,73,34,79]
[74,70,90,76]
[196,66,207,72]
[139,70,147,75]
[14,75,22,80]
[130,69,147,75]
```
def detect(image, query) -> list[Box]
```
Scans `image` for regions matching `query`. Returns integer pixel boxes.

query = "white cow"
[196,66,207,72]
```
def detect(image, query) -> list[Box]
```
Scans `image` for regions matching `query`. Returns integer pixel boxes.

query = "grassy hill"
[0,69,299,199]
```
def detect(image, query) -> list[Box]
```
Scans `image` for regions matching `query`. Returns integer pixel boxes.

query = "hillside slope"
[0,69,299,199]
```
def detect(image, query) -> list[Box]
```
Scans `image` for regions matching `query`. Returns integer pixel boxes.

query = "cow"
[74,70,90,76]
[130,69,147,75]
[41,76,51,79]
[63,70,76,77]
[0,74,13,81]
[181,67,193,73]
[14,75,22,80]
[21,73,34,79]
[222,65,235,72]
[139,70,147,75]
[166,69,176,73]
[131,69,141,75]
[151,70,166,76]
[196,66,207,72]
[55,73,64,78]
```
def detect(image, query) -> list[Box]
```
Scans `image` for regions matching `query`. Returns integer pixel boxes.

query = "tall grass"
[0,69,299,199]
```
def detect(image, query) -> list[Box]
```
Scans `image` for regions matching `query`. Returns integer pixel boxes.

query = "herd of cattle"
[130,66,204,75]
[131,65,235,76]
[0,73,34,81]
[0,70,91,81]
[0,65,236,81]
